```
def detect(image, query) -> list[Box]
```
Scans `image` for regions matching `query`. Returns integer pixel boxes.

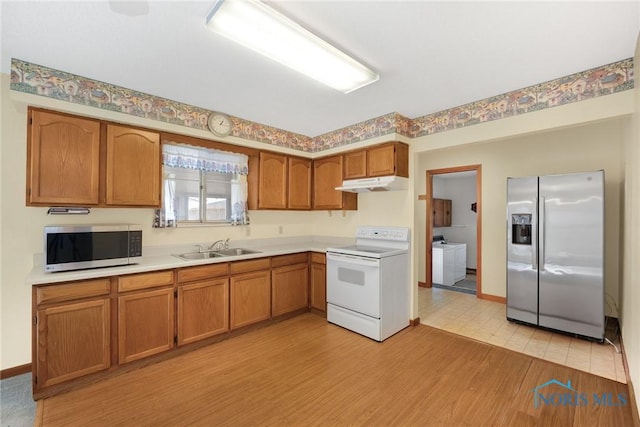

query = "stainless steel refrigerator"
[506,171,604,341]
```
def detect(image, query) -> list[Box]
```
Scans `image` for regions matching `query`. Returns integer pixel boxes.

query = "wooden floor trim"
[478,293,506,304]
[0,363,31,379]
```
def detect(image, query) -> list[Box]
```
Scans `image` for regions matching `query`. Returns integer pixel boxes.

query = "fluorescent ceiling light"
[205,0,379,93]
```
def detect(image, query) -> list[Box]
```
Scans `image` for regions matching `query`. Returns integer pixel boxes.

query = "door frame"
[425,164,483,297]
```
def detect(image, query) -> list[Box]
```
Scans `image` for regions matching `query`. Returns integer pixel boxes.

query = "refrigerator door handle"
[539,196,545,271]
[532,197,538,270]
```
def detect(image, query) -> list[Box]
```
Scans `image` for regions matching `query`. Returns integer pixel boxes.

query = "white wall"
[415,119,625,310]
[620,33,640,419]
[432,174,477,269]
[0,75,413,369]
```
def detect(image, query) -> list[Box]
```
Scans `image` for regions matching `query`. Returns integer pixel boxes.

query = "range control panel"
[355,226,410,242]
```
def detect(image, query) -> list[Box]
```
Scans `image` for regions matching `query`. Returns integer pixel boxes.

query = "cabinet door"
[367,144,396,177]
[105,124,161,207]
[367,142,409,177]
[118,288,174,364]
[287,157,311,209]
[343,150,367,179]
[177,278,229,346]
[443,199,452,226]
[271,263,309,317]
[258,152,287,209]
[27,109,101,205]
[230,270,271,330]
[433,198,452,227]
[35,299,110,389]
[310,257,326,312]
[313,155,357,210]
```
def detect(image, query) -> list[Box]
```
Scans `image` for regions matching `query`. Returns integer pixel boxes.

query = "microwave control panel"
[129,231,143,257]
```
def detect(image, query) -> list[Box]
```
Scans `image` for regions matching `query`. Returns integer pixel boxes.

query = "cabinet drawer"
[118,270,174,292]
[230,258,271,275]
[271,253,308,268]
[36,279,111,305]
[310,252,326,264]
[177,263,229,283]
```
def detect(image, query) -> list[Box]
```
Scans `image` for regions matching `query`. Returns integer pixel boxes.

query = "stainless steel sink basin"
[173,248,261,260]
[173,251,226,261]
[213,248,262,256]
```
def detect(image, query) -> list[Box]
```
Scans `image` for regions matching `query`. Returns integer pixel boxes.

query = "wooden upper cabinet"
[343,150,367,180]
[368,142,409,177]
[105,124,161,207]
[433,198,452,227]
[27,109,101,206]
[287,157,311,209]
[258,152,287,209]
[313,155,357,210]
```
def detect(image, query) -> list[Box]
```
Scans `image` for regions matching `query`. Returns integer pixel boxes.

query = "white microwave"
[44,224,142,272]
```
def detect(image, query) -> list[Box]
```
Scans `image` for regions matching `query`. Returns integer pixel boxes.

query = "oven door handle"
[327,253,380,266]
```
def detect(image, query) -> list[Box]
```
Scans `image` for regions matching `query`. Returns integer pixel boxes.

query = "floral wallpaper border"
[10,57,633,153]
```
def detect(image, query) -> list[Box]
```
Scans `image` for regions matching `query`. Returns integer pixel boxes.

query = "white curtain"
[154,143,249,228]
[162,143,249,174]
[230,175,249,225]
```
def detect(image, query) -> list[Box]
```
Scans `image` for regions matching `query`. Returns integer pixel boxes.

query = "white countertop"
[27,235,355,286]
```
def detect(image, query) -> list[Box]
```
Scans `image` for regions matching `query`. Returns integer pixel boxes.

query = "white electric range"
[326,226,411,341]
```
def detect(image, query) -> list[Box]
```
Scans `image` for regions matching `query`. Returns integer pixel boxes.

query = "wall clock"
[207,112,233,137]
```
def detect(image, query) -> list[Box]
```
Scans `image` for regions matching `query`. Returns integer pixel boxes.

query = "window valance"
[162,143,249,175]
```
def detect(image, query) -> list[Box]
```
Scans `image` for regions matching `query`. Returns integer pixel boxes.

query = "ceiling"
[2,1,639,137]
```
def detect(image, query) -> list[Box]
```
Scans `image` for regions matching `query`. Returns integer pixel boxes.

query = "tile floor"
[418,286,627,383]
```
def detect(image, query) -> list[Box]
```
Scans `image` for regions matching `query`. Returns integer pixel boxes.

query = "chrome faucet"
[209,238,230,251]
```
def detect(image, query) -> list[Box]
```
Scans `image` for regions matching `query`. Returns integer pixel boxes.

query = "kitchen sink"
[173,251,226,261]
[213,248,262,256]
[173,248,261,260]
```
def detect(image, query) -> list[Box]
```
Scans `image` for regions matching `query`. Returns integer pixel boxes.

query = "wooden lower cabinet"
[32,252,330,397]
[118,288,174,364]
[271,253,308,316]
[35,298,110,390]
[310,253,327,312]
[272,263,309,317]
[230,270,271,330]
[177,278,229,345]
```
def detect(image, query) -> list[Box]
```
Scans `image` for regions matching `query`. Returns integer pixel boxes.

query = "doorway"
[424,165,482,296]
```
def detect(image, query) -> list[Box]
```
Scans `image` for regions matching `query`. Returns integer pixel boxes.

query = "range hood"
[335,176,409,193]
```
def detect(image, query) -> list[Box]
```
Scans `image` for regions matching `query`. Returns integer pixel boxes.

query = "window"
[155,143,249,227]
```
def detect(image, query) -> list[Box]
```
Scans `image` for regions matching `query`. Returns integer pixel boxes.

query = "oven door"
[326,252,380,318]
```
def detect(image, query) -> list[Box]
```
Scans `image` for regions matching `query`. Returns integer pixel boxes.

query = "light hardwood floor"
[36,313,634,426]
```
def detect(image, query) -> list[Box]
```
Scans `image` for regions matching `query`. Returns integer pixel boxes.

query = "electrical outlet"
[245,227,251,237]
[278,225,283,234]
